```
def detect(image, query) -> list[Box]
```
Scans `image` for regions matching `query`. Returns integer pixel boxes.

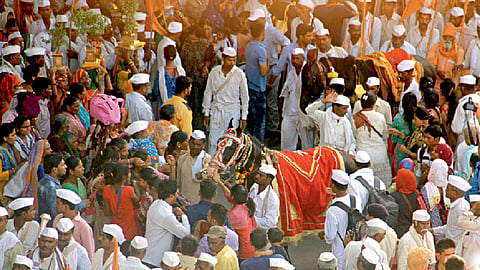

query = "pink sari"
[62,112,86,138]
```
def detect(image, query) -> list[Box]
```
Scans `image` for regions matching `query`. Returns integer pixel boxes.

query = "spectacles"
[20,125,33,129]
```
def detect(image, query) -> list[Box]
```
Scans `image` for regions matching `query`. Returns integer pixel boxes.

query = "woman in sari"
[420,159,449,228]
[59,96,87,140]
[68,83,91,131]
[0,73,22,118]
[390,168,418,238]
[13,115,37,162]
[0,123,25,192]
[63,156,88,200]
[155,45,185,111]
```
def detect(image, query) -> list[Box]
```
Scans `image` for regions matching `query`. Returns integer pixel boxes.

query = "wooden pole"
[359,0,367,56]
[459,0,469,46]
[368,0,378,50]
[147,0,156,74]
[426,0,439,53]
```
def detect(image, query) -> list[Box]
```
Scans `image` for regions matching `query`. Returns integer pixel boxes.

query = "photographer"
[452,75,480,144]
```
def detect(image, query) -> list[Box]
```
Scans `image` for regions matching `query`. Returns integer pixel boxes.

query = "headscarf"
[423,159,449,210]
[399,158,415,172]
[70,70,86,85]
[437,143,453,166]
[59,132,80,158]
[396,168,417,194]
[0,72,21,104]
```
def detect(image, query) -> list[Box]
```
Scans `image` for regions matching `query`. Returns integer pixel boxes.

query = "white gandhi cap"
[419,8,433,15]
[38,0,50,7]
[0,207,7,217]
[412,209,430,221]
[362,248,380,265]
[137,24,145,33]
[9,197,34,210]
[130,73,150,84]
[56,189,82,205]
[191,130,206,140]
[448,175,472,192]
[392,24,406,37]
[40,227,59,239]
[451,7,465,17]
[460,75,476,85]
[223,47,237,57]
[332,169,349,185]
[397,60,415,72]
[197,252,218,266]
[259,164,277,177]
[355,151,370,163]
[14,255,33,270]
[24,47,46,57]
[162,251,180,267]
[366,218,389,231]
[270,258,295,270]
[125,120,149,135]
[330,77,345,86]
[135,12,147,21]
[334,95,350,106]
[131,236,149,249]
[470,194,480,202]
[248,8,266,21]
[316,29,330,36]
[168,22,182,34]
[349,19,361,26]
[366,77,380,86]
[56,218,74,233]
[56,15,68,23]
[7,32,22,42]
[2,45,21,56]
[90,8,101,15]
[292,48,305,56]
[103,224,126,244]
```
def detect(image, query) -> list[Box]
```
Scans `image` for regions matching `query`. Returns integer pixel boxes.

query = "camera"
[463,98,476,111]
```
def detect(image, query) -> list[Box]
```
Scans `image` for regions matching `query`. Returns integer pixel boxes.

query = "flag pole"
[459,0,469,46]
[148,0,157,74]
[360,0,367,56]
[368,0,378,52]
[426,0,439,53]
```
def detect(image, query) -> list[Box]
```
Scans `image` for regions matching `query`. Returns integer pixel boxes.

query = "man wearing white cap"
[28,227,68,270]
[101,18,118,72]
[18,0,36,35]
[379,0,400,46]
[28,0,55,37]
[92,224,126,270]
[119,236,150,270]
[322,170,360,270]
[397,59,421,115]
[196,252,217,270]
[433,175,472,244]
[406,8,440,58]
[348,151,387,211]
[380,24,416,55]
[126,73,153,124]
[0,45,23,81]
[8,32,24,50]
[315,29,349,60]
[279,47,305,151]
[397,210,435,270]
[248,164,280,229]
[202,47,249,155]
[342,20,375,57]
[353,77,392,128]
[451,75,480,143]
[56,218,91,270]
[457,194,480,270]
[155,21,182,69]
[306,94,356,154]
[7,197,40,253]
[0,206,23,269]
[317,251,337,270]
[347,0,382,51]
[290,0,324,44]
[53,189,95,261]
[343,218,389,270]
[176,130,211,202]
[161,251,181,269]
[13,255,33,270]
[62,21,84,72]
[463,20,480,77]
[450,7,476,51]
[357,248,381,270]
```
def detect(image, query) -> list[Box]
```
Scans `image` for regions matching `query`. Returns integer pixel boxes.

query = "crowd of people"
[2,0,480,269]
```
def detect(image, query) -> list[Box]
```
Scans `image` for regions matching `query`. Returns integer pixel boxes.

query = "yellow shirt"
[163,95,193,136]
[215,245,239,270]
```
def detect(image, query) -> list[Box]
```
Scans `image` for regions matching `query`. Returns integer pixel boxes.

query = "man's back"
[240,254,284,270]
[164,95,192,136]
[245,40,267,92]
[216,245,239,270]
[38,174,60,222]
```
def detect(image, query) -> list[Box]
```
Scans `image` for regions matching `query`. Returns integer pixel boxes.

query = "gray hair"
[366,226,386,237]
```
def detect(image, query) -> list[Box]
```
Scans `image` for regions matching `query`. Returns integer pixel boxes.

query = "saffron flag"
[145,0,167,35]
[399,0,425,23]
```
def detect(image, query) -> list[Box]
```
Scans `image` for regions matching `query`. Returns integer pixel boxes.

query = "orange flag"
[399,0,425,23]
[145,0,167,35]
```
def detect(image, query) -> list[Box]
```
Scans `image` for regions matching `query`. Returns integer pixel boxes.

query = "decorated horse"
[209,127,356,244]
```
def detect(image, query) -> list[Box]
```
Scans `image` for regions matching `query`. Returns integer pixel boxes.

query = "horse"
[209,127,356,244]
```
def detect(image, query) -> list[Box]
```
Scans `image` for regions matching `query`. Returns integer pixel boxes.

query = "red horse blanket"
[269,146,345,244]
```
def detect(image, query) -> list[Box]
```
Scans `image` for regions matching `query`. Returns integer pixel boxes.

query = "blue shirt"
[240,254,284,270]
[245,40,267,92]
[38,174,61,226]
[186,200,213,230]
[263,24,290,67]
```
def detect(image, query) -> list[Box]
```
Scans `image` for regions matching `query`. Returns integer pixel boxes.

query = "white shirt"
[61,239,91,270]
[380,13,401,46]
[30,247,68,270]
[433,197,470,244]
[119,257,150,270]
[279,68,302,117]
[380,40,417,56]
[125,91,153,124]
[452,93,480,139]
[399,80,421,115]
[317,46,349,60]
[138,47,157,73]
[457,211,480,270]
[397,226,436,270]
[202,65,249,120]
[144,199,190,267]
[343,237,389,270]
[348,168,386,211]
[325,194,361,270]
[91,248,126,270]
[353,97,392,128]
[343,39,375,58]
[290,14,324,44]
[248,183,280,229]
[348,13,382,51]
[0,60,23,82]
[29,17,55,37]
[407,26,440,58]
[7,219,39,253]
[102,37,118,71]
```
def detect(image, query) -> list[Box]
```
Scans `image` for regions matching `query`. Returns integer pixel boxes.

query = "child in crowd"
[268,228,291,263]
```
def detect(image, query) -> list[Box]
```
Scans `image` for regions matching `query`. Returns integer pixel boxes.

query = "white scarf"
[470,39,480,75]
[324,107,353,152]
[423,182,440,211]
[192,150,205,182]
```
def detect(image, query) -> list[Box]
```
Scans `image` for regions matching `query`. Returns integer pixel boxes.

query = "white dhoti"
[281,115,300,151]
[207,105,241,155]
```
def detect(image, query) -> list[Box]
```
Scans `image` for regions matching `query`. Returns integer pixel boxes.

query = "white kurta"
[102,38,118,71]
[348,13,382,51]
[30,247,68,270]
[380,13,401,46]
[125,91,153,124]
[380,40,417,56]
[380,228,398,265]
[343,237,389,270]
[7,219,39,253]
[290,14,324,45]
[202,65,249,155]
[348,168,387,211]
[407,26,440,58]
[280,68,302,151]
[463,38,480,77]
[457,211,480,270]
[397,226,436,270]
[325,195,361,270]
[342,38,375,58]
[61,239,91,270]
[352,110,392,185]
[316,46,349,60]
[91,248,126,270]
[119,257,150,270]
[248,183,280,230]
[452,93,480,144]
[433,198,470,244]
